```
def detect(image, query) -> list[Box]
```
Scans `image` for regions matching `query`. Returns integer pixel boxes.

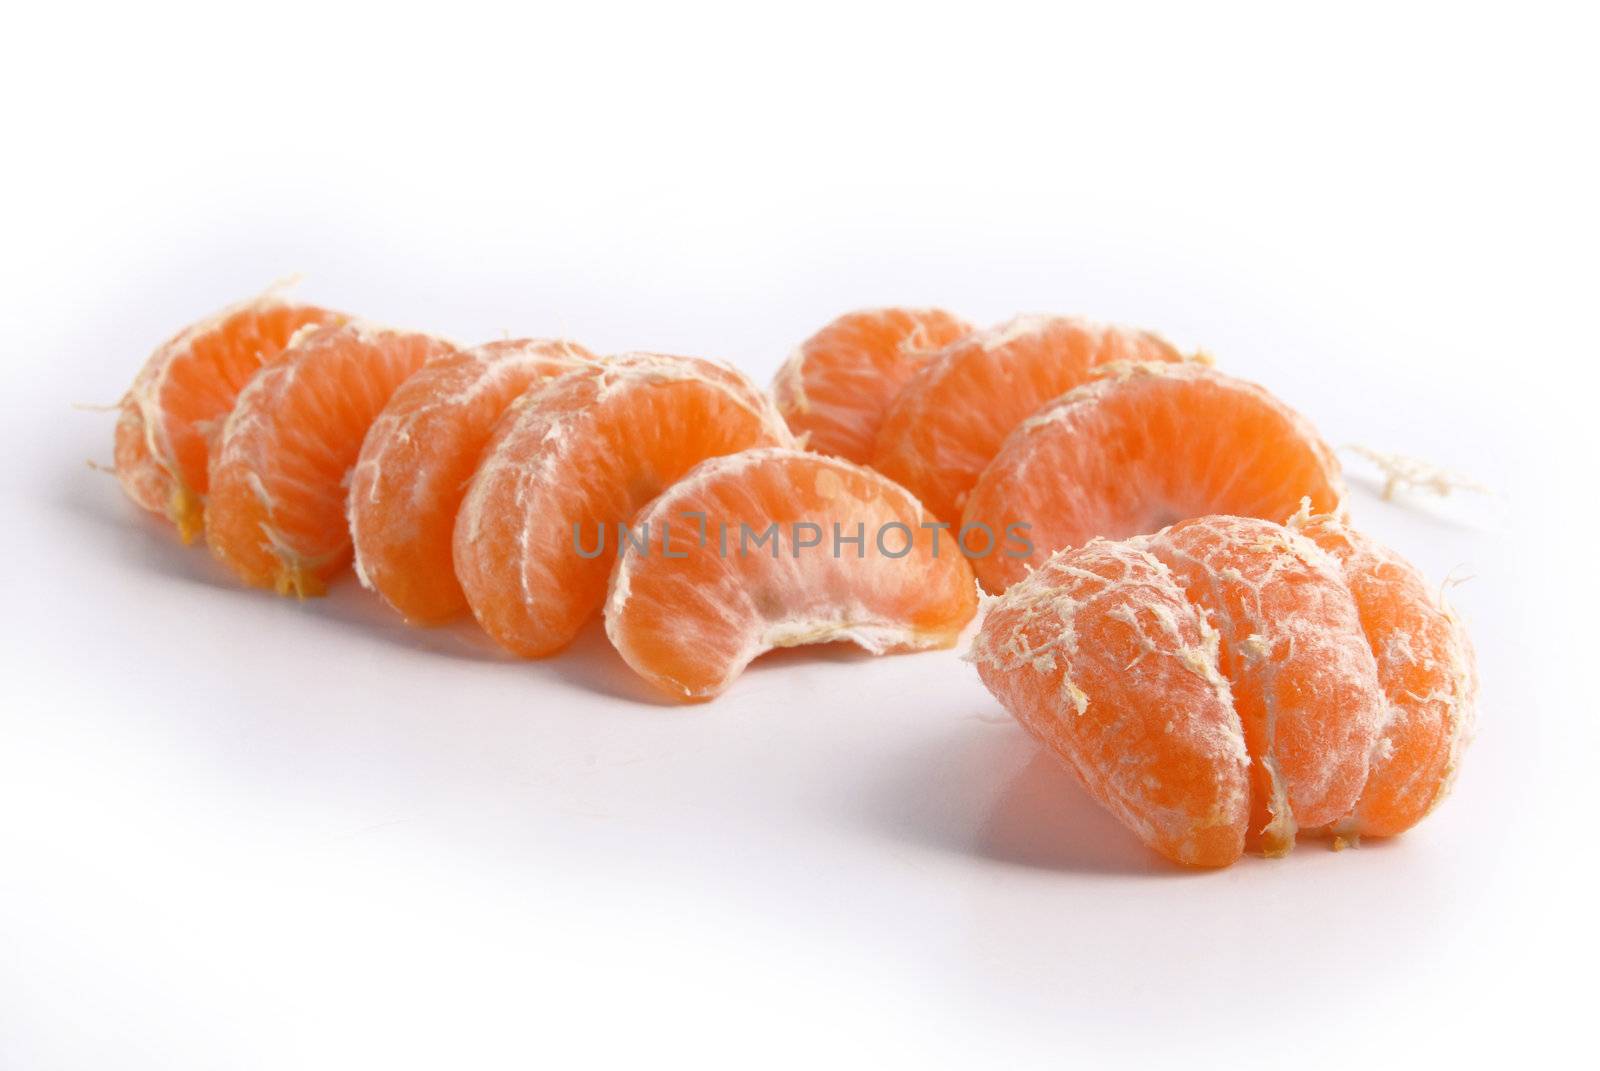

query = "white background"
[4,3,1597,1067]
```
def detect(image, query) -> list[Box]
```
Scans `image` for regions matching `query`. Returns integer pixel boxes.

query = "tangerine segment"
[963,362,1344,593]
[772,307,972,463]
[970,539,1249,867]
[1293,513,1477,838]
[870,315,1183,523]
[115,291,345,540]
[454,354,796,658]
[206,324,456,596]
[1146,516,1386,855]
[604,447,979,701]
[348,339,596,625]
[114,407,176,519]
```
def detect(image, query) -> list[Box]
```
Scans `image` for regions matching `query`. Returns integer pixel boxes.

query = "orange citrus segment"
[963,362,1344,593]
[115,290,345,540]
[970,538,1250,868]
[1293,512,1477,838]
[1146,516,1387,855]
[870,315,1183,523]
[348,339,596,625]
[206,323,457,595]
[454,354,796,658]
[114,404,176,518]
[772,307,972,462]
[604,447,979,700]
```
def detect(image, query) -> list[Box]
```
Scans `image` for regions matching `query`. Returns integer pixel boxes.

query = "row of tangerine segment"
[112,293,980,699]
[452,354,799,658]
[773,308,1343,587]
[114,288,347,541]
[206,322,458,596]
[349,337,597,624]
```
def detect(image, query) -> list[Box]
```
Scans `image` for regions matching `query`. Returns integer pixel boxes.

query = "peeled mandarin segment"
[115,293,345,540]
[1146,516,1387,855]
[963,362,1344,593]
[1294,514,1477,837]
[348,339,595,625]
[772,307,972,463]
[869,315,1182,524]
[114,404,175,516]
[453,354,796,659]
[970,539,1250,868]
[206,324,457,596]
[603,447,979,701]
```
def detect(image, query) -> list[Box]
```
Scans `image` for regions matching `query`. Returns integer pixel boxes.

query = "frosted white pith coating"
[968,538,1249,863]
[1344,444,1491,501]
[1284,511,1479,835]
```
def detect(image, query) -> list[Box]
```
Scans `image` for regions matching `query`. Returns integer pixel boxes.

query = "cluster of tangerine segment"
[454,354,796,658]
[1291,512,1477,839]
[115,289,345,540]
[974,514,1472,866]
[206,323,457,596]
[772,307,971,463]
[963,361,1344,593]
[870,315,1183,523]
[1146,516,1387,855]
[605,447,979,700]
[348,338,596,625]
[969,537,1251,867]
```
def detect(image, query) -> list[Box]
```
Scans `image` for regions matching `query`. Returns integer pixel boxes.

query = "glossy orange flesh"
[205,324,456,595]
[348,338,595,624]
[871,315,1182,523]
[963,361,1343,593]
[115,293,344,539]
[454,354,795,658]
[605,447,979,700]
[772,307,971,462]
